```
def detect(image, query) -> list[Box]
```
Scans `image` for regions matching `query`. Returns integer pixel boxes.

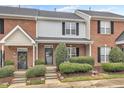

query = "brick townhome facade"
[0,6,124,69]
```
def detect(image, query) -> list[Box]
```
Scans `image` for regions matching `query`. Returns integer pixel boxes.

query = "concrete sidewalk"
[9,78,124,88]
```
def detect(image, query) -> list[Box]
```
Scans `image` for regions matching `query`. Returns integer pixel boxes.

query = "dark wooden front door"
[18,52,27,69]
[45,48,53,65]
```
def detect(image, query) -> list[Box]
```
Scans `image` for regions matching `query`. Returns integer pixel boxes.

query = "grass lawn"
[0,84,9,88]
[61,73,124,82]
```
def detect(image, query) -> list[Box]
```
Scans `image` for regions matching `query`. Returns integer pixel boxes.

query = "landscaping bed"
[61,73,124,82]
[26,77,45,85]
[26,65,46,85]
[0,76,14,84]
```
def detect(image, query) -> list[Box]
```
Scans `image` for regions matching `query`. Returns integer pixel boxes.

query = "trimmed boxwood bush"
[0,66,15,78]
[59,62,93,74]
[69,56,94,65]
[109,47,124,63]
[55,43,67,67]
[102,63,124,72]
[4,60,14,66]
[35,59,44,65]
[26,65,46,78]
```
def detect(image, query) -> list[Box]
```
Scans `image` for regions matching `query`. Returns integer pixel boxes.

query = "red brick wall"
[90,20,124,65]
[0,18,36,39]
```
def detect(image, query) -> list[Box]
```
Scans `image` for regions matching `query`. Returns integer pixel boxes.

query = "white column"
[89,44,92,56]
[36,43,38,60]
[33,44,35,67]
[2,44,4,67]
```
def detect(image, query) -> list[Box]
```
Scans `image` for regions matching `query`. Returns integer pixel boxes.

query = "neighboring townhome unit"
[75,10,124,65]
[35,10,93,65]
[0,6,37,69]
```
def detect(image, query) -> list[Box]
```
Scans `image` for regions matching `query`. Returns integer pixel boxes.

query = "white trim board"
[0,25,35,44]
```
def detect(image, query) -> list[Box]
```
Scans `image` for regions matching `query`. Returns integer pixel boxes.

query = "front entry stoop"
[12,71,26,84]
[45,66,60,84]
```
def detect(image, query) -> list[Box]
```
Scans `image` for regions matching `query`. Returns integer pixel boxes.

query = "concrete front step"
[46,76,58,79]
[45,73,57,77]
[12,78,26,84]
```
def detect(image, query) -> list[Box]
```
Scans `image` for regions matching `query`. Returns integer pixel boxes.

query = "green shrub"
[102,63,124,72]
[59,62,93,74]
[69,56,94,65]
[35,59,45,65]
[55,43,67,67]
[26,65,46,78]
[109,47,124,63]
[0,66,15,78]
[4,60,14,66]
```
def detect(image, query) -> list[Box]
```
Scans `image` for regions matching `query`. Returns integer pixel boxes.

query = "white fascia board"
[36,39,94,44]
[0,25,35,44]
[116,41,124,44]
[4,43,33,46]
[37,17,84,22]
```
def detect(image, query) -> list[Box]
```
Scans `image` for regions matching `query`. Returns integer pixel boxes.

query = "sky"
[10,5,124,15]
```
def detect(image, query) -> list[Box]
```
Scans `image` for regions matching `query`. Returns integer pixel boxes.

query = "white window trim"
[65,22,76,36]
[100,21,111,35]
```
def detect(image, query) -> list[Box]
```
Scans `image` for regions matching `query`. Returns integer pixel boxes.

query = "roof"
[0,6,82,20]
[116,32,124,42]
[77,10,124,18]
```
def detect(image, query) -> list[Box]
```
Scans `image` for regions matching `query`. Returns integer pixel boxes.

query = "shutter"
[97,20,100,33]
[0,19,4,34]
[76,23,79,35]
[76,48,79,56]
[111,21,114,34]
[98,47,101,63]
[62,22,65,35]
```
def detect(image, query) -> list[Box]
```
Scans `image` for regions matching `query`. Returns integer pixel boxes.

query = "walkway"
[9,78,124,88]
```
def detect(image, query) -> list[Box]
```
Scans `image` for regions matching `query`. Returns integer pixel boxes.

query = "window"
[100,21,111,34]
[67,47,77,59]
[100,46,111,63]
[0,19,4,34]
[65,22,76,35]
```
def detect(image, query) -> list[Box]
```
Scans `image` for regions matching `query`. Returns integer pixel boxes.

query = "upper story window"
[62,22,79,36]
[100,21,111,34]
[98,21,114,35]
[0,19,4,34]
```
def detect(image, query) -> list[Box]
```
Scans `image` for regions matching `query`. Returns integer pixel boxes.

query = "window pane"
[106,47,111,55]
[106,28,111,34]
[101,55,105,62]
[100,47,105,55]
[65,22,70,35]
[100,28,106,34]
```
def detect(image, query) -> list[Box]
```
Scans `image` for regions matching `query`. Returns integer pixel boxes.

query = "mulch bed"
[61,72,92,78]
[27,77,42,81]
[0,77,14,85]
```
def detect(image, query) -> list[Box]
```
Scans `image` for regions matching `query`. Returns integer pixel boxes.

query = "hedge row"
[0,66,15,78]
[69,56,94,65]
[102,63,124,72]
[26,65,46,78]
[59,62,92,74]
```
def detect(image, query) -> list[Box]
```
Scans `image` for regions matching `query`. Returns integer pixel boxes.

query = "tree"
[55,43,67,68]
[109,47,124,63]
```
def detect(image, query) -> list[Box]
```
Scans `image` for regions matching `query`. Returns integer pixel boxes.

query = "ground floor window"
[67,47,79,59]
[100,46,111,63]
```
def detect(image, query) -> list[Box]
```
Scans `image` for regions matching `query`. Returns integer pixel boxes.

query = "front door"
[45,48,53,65]
[18,52,27,69]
